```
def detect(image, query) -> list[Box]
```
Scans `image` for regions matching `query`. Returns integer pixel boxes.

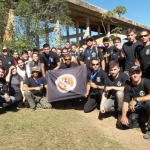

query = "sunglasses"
[2,50,8,52]
[140,34,148,38]
[65,59,71,61]
[92,63,99,66]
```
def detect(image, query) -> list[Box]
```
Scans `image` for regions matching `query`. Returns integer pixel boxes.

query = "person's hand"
[90,82,97,88]
[135,59,140,67]
[129,100,137,112]
[23,96,26,102]
[121,116,129,126]
[35,87,41,90]
[100,105,105,114]
[85,92,89,98]
[9,66,15,72]
[115,44,122,51]
[4,93,11,102]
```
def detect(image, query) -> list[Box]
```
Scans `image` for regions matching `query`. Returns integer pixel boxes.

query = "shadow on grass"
[52,97,86,111]
[0,103,20,114]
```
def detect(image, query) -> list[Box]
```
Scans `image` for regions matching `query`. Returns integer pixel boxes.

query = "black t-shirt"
[104,72,129,96]
[24,77,47,97]
[124,78,150,103]
[0,55,14,74]
[60,62,78,69]
[103,46,125,72]
[122,41,143,71]
[87,69,108,93]
[139,44,150,73]
[40,51,60,71]
[79,46,104,67]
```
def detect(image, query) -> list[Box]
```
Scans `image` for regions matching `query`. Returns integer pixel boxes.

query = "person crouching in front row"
[23,66,52,111]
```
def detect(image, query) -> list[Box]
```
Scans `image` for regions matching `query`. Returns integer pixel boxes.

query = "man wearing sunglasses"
[84,58,108,113]
[118,28,143,75]
[100,60,129,117]
[116,66,150,140]
[138,30,150,79]
[79,36,105,70]
[59,55,78,69]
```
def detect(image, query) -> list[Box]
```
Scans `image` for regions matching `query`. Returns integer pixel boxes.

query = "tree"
[0,0,73,52]
[101,6,127,40]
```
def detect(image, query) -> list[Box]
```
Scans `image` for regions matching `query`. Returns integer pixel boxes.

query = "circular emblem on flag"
[55,74,77,93]
[139,90,145,96]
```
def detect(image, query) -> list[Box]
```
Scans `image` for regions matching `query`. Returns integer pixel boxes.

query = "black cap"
[129,66,141,73]
[85,36,93,41]
[103,37,109,42]
[13,50,18,54]
[97,44,105,48]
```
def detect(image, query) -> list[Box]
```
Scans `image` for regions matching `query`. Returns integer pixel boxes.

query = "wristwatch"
[96,85,99,89]
[133,97,138,103]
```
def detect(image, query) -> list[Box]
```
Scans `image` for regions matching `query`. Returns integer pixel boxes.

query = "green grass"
[0,108,123,150]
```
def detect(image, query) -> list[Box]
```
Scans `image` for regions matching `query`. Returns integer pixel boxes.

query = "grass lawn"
[0,108,123,150]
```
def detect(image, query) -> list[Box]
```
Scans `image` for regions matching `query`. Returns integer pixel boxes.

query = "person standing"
[138,30,150,79]
[79,36,105,70]
[119,28,143,75]
[0,47,14,75]
[40,43,60,77]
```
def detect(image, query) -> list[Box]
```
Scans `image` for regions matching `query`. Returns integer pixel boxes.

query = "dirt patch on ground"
[77,109,150,150]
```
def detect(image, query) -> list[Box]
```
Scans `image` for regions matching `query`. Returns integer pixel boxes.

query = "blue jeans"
[0,95,16,108]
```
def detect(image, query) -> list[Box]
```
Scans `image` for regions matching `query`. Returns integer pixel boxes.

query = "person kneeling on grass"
[23,66,52,111]
[100,60,129,117]
[116,66,150,140]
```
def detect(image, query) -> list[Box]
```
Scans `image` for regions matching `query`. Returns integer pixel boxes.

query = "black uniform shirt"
[122,41,143,71]
[60,62,78,69]
[104,72,129,96]
[79,46,104,67]
[24,77,47,97]
[40,51,60,71]
[87,69,108,93]
[124,78,150,103]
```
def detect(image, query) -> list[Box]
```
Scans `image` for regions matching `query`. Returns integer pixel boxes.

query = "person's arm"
[6,66,13,83]
[120,102,129,126]
[101,59,105,70]
[23,84,41,91]
[90,82,104,90]
[20,81,25,102]
[105,86,124,92]
[53,62,61,70]
[40,63,45,77]
[85,82,91,97]
[100,91,108,113]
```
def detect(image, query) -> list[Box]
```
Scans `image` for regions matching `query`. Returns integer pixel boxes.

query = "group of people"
[0,27,150,139]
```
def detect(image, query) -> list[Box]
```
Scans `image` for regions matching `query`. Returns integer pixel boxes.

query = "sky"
[84,0,150,27]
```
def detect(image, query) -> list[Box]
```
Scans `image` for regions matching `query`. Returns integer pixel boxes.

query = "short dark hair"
[43,43,50,48]
[113,37,121,43]
[109,60,119,69]
[91,58,99,62]
[65,41,70,44]
[126,28,136,35]
[21,50,28,55]
[17,58,25,63]
[62,48,68,52]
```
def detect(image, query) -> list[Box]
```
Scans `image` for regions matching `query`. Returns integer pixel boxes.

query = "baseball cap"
[13,50,18,55]
[31,66,40,73]
[103,37,109,42]
[85,36,93,41]
[97,44,105,48]
[129,66,141,73]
